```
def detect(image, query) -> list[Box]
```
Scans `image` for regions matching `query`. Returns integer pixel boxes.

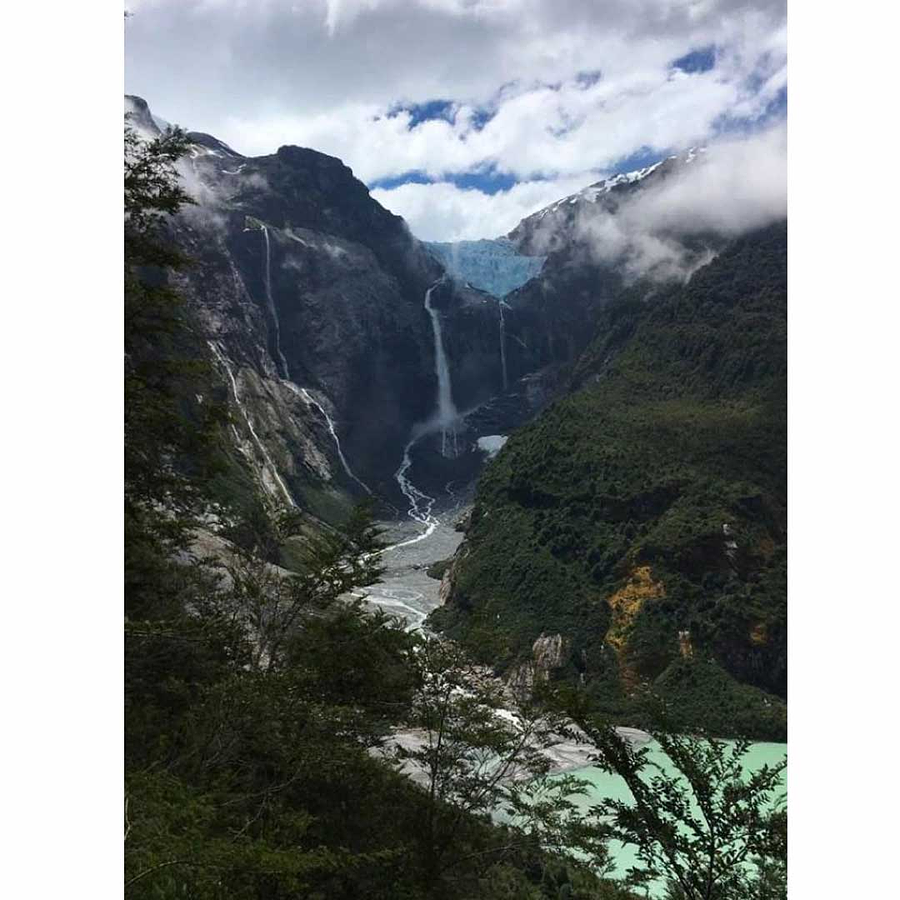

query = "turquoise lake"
[548,740,787,896]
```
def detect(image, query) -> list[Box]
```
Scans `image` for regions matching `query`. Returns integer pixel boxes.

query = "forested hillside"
[433,223,788,740]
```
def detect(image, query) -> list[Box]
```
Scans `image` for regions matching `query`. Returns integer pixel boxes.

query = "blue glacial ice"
[425,238,545,298]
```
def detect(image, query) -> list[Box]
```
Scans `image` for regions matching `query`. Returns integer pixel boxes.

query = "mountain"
[127,97,787,740]
[443,152,726,389]
[126,96,548,525]
[129,96,735,534]
[430,222,788,740]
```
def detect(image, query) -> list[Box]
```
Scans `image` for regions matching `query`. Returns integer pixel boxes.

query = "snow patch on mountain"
[534,161,666,220]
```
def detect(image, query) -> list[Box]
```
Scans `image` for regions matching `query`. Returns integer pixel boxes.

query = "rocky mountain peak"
[124,94,161,138]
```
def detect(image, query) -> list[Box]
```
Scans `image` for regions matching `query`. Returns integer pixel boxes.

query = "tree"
[575,719,786,900]
[396,637,609,895]
[125,503,420,900]
[124,119,221,531]
[221,501,387,672]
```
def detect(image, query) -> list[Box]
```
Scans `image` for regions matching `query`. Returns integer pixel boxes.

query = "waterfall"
[261,227,290,380]
[424,280,459,457]
[208,340,295,508]
[498,300,509,391]
[283,382,373,496]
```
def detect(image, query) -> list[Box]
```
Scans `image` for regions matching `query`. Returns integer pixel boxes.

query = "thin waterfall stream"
[261,226,290,380]
[260,224,372,496]
[283,382,373,496]
[498,300,509,391]
[208,340,295,507]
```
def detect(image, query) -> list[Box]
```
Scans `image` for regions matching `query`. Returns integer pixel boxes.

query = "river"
[364,504,465,631]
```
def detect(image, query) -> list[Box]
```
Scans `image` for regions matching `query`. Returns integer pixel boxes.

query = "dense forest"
[124,123,786,899]
[432,224,787,741]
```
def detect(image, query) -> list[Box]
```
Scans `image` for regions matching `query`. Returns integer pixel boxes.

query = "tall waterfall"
[424,280,459,457]
[498,300,509,391]
[262,227,290,380]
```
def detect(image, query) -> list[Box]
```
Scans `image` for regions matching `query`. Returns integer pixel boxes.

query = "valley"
[124,87,788,899]
[127,90,786,740]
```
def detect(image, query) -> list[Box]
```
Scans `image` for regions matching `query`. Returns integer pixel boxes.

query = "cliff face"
[431,223,788,740]
[129,97,532,520]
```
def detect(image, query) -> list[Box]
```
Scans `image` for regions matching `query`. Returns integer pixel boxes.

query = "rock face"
[507,632,569,696]
[129,96,544,521]
[168,137,445,514]
[532,632,568,672]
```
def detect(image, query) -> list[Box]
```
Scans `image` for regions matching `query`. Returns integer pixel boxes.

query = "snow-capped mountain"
[510,148,707,255]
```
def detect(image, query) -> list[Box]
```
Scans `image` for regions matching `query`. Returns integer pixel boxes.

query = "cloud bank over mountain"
[563,123,788,281]
[126,0,786,240]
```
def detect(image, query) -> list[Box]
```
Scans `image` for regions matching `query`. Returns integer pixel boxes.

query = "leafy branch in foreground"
[397,637,610,894]
[575,716,786,900]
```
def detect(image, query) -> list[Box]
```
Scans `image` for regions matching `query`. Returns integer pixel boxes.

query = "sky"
[124,0,787,241]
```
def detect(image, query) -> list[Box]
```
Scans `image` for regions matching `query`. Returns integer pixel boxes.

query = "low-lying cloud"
[525,122,786,282]
[371,175,593,241]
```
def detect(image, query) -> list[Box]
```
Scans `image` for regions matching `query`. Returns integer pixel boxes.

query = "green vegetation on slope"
[432,223,787,740]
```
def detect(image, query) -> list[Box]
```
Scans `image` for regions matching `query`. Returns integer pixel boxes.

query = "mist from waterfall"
[423,280,459,457]
[262,227,290,380]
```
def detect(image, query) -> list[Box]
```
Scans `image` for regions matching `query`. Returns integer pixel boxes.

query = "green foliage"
[650,659,786,743]
[433,223,787,739]
[125,515,628,900]
[575,719,787,900]
[125,123,212,517]
[395,638,611,893]
[427,557,454,580]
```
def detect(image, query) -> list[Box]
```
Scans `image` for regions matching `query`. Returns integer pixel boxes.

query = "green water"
[550,740,787,896]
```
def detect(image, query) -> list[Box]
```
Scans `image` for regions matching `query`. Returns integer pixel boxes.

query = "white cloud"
[553,122,788,281]
[371,175,593,241]
[125,0,786,238]
[623,123,787,238]
[372,119,786,245]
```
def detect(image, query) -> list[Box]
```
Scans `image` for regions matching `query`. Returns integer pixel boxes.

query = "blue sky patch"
[369,165,520,195]
[575,69,603,88]
[712,85,786,137]
[610,145,668,174]
[469,107,495,130]
[391,99,457,127]
[670,45,716,73]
